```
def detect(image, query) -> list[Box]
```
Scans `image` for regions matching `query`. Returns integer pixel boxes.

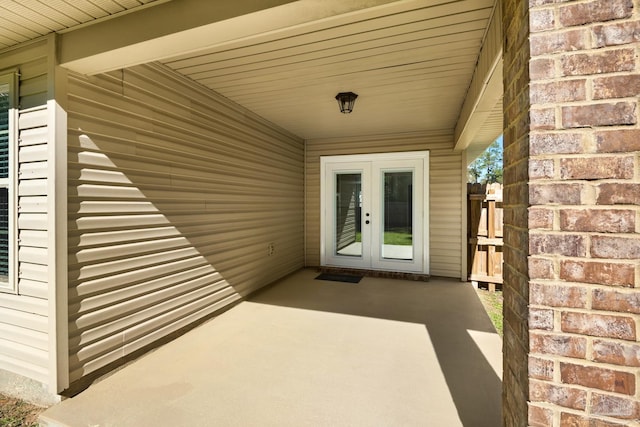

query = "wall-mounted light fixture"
[335,92,358,114]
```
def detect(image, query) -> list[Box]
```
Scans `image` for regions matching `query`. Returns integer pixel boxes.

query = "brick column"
[502,0,533,424]
[503,0,640,426]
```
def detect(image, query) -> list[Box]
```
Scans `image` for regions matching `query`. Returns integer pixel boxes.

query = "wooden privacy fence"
[467,183,503,290]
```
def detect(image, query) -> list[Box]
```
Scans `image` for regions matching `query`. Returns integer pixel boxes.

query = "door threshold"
[319,266,429,282]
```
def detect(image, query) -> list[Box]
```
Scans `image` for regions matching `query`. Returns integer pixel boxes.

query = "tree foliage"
[468,137,503,184]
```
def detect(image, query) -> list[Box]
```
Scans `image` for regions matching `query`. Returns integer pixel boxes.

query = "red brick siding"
[560,49,636,76]
[559,209,636,233]
[590,393,640,419]
[559,156,635,180]
[530,28,589,56]
[593,20,640,47]
[561,102,637,128]
[530,380,588,410]
[558,0,633,27]
[529,132,584,155]
[529,405,554,426]
[596,129,640,152]
[592,340,640,367]
[560,362,636,395]
[596,183,640,206]
[560,412,629,427]
[511,0,640,425]
[560,260,635,287]
[561,312,636,341]
[593,75,640,100]
[530,356,555,381]
[530,332,588,357]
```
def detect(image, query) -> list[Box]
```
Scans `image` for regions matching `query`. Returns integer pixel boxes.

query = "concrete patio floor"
[40,269,502,426]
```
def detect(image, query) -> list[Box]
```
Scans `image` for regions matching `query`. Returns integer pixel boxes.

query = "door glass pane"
[382,171,413,260]
[335,173,362,257]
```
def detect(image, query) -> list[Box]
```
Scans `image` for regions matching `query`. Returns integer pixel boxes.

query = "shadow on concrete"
[250,269,502,426]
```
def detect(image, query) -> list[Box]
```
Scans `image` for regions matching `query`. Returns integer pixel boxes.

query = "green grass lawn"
[476,288,503,336]
[355,230,412,245]
[383,231,412,245]
[0,394,43,427]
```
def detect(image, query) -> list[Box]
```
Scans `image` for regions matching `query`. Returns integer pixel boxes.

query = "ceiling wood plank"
[178,20,489,79]
[166,0,493,65]
[193,54,478,93]
[169,6,490,68]
[64,0,111,19]
[88,0,127,14]
[0,1,67,31]
[16,0,84,28]
[115,0,145,8]
[0,10,47,40]
[45,0,95,22]
[193,38,483,89]
[220,66,476,106]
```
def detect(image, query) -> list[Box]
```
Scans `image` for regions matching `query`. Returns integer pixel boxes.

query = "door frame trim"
[320,151,429,274]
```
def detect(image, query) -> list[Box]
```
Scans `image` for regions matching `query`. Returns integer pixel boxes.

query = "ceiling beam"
[58,0,403,75]
[454,0,503,153]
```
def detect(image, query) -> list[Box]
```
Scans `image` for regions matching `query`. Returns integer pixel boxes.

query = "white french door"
[320,151,429,274]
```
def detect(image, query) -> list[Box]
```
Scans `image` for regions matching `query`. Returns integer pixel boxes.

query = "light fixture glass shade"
[335,92,358,113]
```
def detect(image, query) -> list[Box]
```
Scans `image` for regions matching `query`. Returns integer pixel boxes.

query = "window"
[0,72,17,292]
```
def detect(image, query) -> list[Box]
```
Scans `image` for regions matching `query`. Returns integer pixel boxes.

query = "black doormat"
[315,273,363,283]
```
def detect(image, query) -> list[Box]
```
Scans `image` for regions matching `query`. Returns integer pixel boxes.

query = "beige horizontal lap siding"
[305,131,462,278]
[0,39,51,385]
[67,63,304,383]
